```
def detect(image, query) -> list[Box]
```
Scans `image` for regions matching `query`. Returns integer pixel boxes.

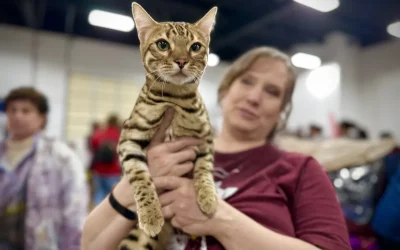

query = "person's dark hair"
[4,87,49,115]
[310,124,322,132]
[359,129,368,139]
[380,131,393,139]
[106,113,120,128]
[339,120,356,130]
[91,121,100,130]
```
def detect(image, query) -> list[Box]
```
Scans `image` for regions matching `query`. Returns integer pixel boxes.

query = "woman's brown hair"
[217,46,297,139]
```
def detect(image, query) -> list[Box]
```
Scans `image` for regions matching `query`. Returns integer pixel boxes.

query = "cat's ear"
[131,2,158,42]
[194,7,218,35]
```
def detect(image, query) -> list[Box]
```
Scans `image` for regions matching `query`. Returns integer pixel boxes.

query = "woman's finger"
[171,148,197,165]
[164,137,203,153]
[153,176,183,191]
[170,217,181,228]
[162,204,175,220]
[159,190,177,207]
[169,162,194,177]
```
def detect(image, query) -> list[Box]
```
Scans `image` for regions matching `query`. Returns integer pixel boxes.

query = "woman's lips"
[238,108,257,120]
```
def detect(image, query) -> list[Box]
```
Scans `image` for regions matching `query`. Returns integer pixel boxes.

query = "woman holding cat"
[82,46,351,250]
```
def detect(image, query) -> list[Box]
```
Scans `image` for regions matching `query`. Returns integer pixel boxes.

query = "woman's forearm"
[211,200,321,250]
[81,182,137,250]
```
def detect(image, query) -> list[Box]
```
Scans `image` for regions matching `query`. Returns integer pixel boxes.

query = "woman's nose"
[246,85,262,106]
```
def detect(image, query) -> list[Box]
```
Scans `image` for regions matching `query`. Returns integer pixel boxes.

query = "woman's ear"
[40,115,47,129]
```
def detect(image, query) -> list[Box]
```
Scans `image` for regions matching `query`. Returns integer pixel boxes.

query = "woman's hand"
[147,138,202,178]
[154,176,224,237]
[147,107,203,178]
[113,107,202,210]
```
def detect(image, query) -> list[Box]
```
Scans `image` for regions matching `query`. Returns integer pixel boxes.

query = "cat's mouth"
[168,70,197,85]
[171,69,190,80]
[171,71,189,84]
[174,71,187,77]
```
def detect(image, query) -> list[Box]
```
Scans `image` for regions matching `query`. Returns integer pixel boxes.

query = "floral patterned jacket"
[0,134,89,250]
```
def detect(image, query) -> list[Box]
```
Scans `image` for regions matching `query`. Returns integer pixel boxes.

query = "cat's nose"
[175,59,187,69]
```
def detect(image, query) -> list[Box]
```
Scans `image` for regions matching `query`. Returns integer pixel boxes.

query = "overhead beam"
[212,3,297,51]
[20,0,36,28]
[145,0,212,22]
[257,24,323,47]
[18,0,47,29]
[36,0,47,29]
[64,4,77,34]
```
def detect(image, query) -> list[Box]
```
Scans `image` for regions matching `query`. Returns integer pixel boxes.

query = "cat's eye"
[156,40,170,51]
[190,43,201,52]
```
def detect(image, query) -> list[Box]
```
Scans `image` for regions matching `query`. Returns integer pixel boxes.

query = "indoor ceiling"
[1,0,399,61]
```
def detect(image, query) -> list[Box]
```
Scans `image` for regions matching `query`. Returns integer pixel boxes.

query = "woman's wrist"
[207,199,235,240]
[112,178,137,211]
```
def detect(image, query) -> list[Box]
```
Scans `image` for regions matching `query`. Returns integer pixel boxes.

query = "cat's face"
[132,2,217,85]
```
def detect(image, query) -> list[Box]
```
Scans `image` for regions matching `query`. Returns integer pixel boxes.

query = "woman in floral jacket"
[0,87,88,250]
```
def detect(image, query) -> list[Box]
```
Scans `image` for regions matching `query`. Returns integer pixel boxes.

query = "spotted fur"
[116,2,218,250]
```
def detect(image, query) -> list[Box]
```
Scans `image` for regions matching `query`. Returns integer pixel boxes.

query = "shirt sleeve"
[59,144,90,250]
[292,157,351,250]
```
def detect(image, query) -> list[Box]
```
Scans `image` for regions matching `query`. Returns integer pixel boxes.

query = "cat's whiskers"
[148,73,163,94]
[192,73,200,81]
[145,69,160,79]
[192,71,203,83]
[162,77,168,97]
[196,69,205,79]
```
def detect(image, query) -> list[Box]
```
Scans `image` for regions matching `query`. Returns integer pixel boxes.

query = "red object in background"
[90,126,121,176]
[329,112,340,138]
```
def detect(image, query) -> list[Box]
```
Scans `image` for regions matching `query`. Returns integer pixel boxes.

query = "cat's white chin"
[169,75,192,85]
[166,70,195,85]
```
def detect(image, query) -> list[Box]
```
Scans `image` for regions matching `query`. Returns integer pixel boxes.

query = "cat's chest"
[168,110,207,138]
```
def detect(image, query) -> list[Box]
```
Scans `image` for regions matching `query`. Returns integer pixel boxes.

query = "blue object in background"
[0,99,4,112]
[371,163,400,243]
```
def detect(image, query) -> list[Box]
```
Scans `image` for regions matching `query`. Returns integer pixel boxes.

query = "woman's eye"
[156,40,170,51]
[241,78,252,85]
[265,87,280,96]
[190,43,201,52]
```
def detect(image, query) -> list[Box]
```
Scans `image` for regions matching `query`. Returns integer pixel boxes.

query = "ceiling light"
[387,21,400,38]
[306,63,340,99]
[291,52,321,70]
[293,0,340,12]
[208,53,220,67]
[88,10,134,32]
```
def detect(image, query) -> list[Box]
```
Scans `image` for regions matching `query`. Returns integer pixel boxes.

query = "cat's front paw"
[137,204,164,237]
[197,186,218,216]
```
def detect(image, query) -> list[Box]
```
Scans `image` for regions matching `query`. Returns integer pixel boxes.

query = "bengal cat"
[116,2,218,249]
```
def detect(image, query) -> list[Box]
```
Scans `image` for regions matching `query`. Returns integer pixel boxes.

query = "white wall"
[288,63,341,137]
[359,40,400,139]
[35,33,69,139]
[0,25,69,138]
[289,32,400,139]
[0,26,34,94]
[0,24,228,139]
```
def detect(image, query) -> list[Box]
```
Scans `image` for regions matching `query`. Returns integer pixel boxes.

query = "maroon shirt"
[186,142,350,250]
